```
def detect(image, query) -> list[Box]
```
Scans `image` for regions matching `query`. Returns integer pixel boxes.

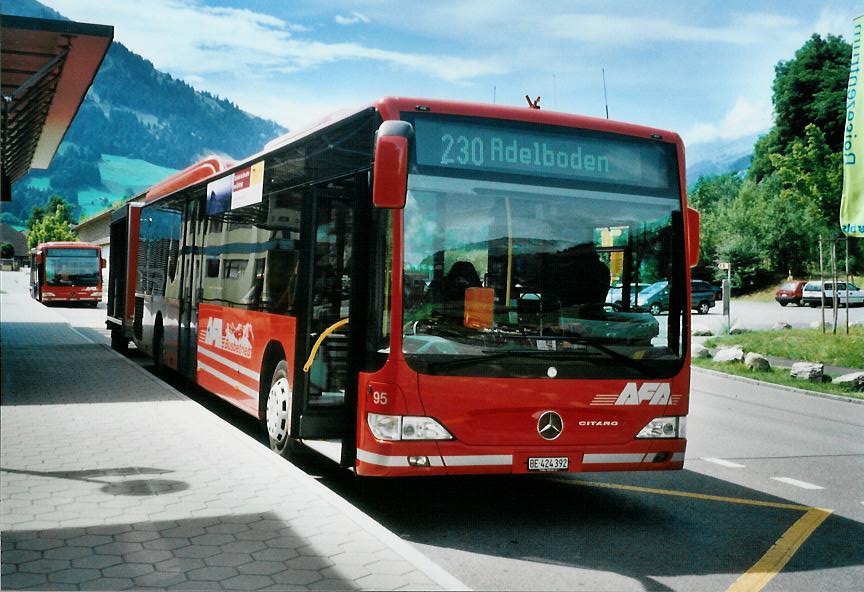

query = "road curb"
[692,366,864,405]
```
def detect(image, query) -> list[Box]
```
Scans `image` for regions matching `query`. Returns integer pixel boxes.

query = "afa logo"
[201,316,253,358]
[591,382,677,406]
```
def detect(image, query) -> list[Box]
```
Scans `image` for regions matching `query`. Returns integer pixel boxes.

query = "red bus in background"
[30,241,104,306]
[108,97,700,477]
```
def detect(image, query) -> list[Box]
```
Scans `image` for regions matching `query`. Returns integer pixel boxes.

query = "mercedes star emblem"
[537,411,564,440]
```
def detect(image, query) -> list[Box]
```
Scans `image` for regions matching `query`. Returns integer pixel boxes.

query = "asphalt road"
[33,287,864,591]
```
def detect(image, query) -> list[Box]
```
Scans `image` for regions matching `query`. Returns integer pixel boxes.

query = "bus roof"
[144,156,236,204]
[139,96,683,207]
[33,241,101,252]
[371,96,682,144]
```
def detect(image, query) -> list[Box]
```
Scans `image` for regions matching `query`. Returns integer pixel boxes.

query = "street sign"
[718,262,730,270]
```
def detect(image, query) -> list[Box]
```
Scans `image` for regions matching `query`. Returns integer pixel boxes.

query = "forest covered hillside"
[1,0,286,227]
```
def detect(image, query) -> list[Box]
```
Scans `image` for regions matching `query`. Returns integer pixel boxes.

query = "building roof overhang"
[1,15,113,198]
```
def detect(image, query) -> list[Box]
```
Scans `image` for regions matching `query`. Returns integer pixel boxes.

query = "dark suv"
[634,280,716,315]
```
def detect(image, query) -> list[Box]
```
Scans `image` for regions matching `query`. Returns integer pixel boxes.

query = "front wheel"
[111,329,128,354]
[153,322,165,375]
[264,361,296,458]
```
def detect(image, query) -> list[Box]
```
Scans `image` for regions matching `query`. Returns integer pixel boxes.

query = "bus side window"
[263,249,298,313]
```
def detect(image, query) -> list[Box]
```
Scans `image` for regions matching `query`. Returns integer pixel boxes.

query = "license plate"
[528,456,569,472]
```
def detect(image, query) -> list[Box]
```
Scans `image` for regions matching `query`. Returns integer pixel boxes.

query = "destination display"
[413,117,674,190]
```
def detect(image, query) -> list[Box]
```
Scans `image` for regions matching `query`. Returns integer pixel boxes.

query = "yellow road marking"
[726,507,832,592]
[569,480,833,592]
[575,479,811,511]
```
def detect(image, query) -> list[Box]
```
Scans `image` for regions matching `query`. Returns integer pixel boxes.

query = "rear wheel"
[697,301,710,315]
[779,301,788,307]
[649,303,662,316]
[264,361,297,458]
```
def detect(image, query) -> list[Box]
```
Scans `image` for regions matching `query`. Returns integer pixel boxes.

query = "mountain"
[1,0,287,227]
[685,132,763,187]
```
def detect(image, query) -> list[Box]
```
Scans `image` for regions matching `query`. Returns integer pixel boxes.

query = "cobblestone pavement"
[1,271,467,591]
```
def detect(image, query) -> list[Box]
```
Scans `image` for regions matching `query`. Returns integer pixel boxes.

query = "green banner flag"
[841,16,864,237]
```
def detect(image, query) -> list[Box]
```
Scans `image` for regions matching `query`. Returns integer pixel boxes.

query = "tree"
[27,205,77,248]
[751,34,851,180]
[689,174,743,280]
[27,195,76,229]
[0,242,14,258]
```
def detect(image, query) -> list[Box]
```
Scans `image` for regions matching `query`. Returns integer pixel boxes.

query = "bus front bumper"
[355,439,686,477]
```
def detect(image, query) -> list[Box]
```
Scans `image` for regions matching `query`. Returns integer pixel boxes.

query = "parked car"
[605,283,649,306]
[709,282,723,301]
[632,280,716,315]
[775,280,806,307]
[802,280,864,307]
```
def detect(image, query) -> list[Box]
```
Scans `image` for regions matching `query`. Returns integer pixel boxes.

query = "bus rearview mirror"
[372,121,413,209]
[686,207,700,268]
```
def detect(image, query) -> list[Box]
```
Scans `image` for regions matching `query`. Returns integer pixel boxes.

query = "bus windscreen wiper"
[422,339,662,377]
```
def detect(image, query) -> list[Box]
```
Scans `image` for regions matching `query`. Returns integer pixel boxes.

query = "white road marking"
[771,477,824,490]
[703,457,745,468]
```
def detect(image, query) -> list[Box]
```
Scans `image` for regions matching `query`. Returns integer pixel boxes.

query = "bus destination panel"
[413,116,674,191]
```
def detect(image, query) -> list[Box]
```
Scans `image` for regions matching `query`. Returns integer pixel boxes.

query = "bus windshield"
[45,249,100,287]
[401,117,685,379]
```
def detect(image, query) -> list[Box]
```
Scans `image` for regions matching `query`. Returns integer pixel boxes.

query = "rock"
[772,322,792,330]
[831,372,864,391]
[692,326,713,336]
[713,346,744,363]
[691,344,710,359]
[790,362,824,382]
[744,352,771,371]
[729,324,748,335]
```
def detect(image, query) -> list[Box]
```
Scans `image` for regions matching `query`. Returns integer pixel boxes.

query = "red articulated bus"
[107,97,700,477]
[30,241,105,306]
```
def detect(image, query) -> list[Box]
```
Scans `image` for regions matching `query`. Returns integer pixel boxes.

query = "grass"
[695,325,863,400]
[692,359,864,400]
[734,286,776,303]
[703,326,864,369]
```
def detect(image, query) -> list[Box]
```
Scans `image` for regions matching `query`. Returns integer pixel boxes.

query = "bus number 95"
[372,391,388,405]
[441,134,484,166]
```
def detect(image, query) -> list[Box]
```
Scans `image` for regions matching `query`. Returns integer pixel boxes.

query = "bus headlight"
[636,416,686,439]
[367,413,453,441]
[402,417,453,440]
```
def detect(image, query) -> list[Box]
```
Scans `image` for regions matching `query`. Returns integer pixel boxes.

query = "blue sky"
[45,0,861,151]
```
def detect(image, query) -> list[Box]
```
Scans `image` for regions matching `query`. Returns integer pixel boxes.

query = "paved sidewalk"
[1,272,466,591]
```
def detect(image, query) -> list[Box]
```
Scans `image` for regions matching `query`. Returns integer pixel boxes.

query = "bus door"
[178,197,203,377]
[293,185,357,443]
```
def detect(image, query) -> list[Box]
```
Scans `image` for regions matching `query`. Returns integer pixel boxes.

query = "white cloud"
[45,0,501,86]
[335,11,370,25]
[812,8,858,38]
[684,96,773,145]
[544,12,798,45]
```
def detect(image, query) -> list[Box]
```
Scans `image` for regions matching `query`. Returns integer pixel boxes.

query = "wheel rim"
[266,377,291,445]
